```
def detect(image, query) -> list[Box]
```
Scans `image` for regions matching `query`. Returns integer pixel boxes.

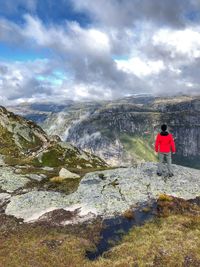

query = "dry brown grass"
[1,197,200,267]
[50,176,66,183]
[158,194,174,202]
[92,214,200,267]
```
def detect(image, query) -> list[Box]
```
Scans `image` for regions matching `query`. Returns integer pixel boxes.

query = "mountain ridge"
[0,105,107,170]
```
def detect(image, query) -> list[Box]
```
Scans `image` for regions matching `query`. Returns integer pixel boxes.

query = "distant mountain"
[0,106,106,169]
[8,95,200,169]
[7,102,73,124]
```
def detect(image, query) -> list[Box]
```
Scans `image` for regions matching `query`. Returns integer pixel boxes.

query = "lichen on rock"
[5,162,200,224]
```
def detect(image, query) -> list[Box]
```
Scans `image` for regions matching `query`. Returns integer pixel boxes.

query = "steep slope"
[0,106,48,157]
[0,106,106,169]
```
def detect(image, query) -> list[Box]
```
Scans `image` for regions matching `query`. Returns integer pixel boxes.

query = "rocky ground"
[1,160,200,267]
[1,162,200,225]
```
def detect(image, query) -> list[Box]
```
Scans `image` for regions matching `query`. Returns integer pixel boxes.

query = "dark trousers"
[157,152,173,174]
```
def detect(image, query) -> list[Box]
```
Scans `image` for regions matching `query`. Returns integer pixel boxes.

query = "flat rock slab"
[5,191,96,223]
[0,167,30,193]
[5,163,200,223]
[6,191,71,222]
[26,173,47,182]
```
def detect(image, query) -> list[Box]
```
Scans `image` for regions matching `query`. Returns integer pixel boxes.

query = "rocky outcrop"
[4,162,200,224]
[0,105,48,157]
[0,106,107,169]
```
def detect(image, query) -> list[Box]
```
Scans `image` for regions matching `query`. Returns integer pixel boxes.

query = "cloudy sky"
[0,0,200,104]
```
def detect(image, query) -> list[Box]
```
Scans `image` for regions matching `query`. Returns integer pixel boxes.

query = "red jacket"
[155,133,176,153]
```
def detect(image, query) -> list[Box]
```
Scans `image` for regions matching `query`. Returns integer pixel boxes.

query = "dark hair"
[161,124,167,131]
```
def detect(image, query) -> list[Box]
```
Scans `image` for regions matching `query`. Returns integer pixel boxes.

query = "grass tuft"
[158,194,174,202]
[50,176,66,183]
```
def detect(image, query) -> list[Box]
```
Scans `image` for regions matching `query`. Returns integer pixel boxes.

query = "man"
[155,124,176,177]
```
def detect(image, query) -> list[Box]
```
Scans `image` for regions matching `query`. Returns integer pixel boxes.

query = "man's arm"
[170,134,176,153]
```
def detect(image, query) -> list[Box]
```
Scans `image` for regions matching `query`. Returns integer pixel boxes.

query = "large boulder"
[59,168,80,179]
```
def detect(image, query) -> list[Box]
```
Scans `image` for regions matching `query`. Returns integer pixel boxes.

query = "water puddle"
[86,200,157,260]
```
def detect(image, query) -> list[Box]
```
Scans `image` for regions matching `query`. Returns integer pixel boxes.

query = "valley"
[9,95,200,169]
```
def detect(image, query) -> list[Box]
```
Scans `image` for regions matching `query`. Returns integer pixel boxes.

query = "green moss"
[41,148,65,167]
[0,124,19,156]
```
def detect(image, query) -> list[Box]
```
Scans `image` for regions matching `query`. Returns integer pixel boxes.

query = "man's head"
[161,124,167,131]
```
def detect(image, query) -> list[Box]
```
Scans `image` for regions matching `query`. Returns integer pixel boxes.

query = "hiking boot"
[157,172,162,176]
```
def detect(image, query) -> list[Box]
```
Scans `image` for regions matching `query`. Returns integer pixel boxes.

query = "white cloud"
[115,57,165,77]
[72,83,113,100]
[0,59,56,101]
[21,15,111,56]
[153,28,200,58]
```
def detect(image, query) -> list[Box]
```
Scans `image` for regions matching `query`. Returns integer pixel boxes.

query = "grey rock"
[0,193,11,203]
[77,165,82,169]
[26,173,47,182]
[14,169,22,174]
[5,163,200,223]
[42,166,54,171]
[85,163,92,168]
[6,191,73,222]
[59,168,80,179]
[0,155,6,166]
[0,167,30,193]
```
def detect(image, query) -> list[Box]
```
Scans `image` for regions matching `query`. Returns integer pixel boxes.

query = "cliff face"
[9,95,200,168]
[61,105,159,166]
